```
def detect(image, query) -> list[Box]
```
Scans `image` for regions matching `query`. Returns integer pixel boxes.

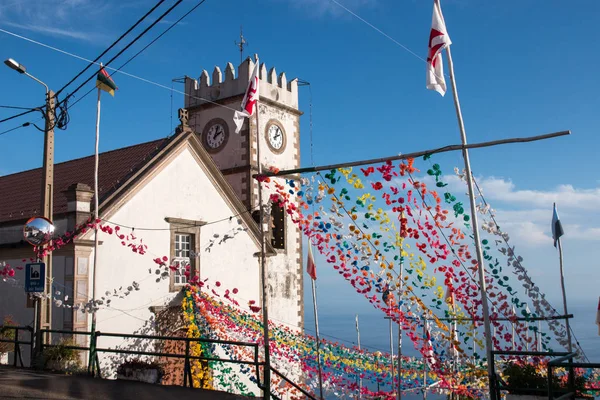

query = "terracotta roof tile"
[0,138,169,224]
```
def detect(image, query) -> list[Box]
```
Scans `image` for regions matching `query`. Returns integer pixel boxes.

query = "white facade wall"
[88,145,262,394]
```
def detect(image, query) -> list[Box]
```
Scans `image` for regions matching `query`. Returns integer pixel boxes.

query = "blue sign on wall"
[25,263,45,293]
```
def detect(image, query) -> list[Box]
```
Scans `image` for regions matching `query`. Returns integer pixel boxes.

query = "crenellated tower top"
[184,56,299,110]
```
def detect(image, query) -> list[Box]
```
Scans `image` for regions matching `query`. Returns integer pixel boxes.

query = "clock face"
[203,120,229,152]
[267,124,285,152]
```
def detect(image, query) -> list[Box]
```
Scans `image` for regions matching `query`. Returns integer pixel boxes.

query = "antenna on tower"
[235,25,248,64]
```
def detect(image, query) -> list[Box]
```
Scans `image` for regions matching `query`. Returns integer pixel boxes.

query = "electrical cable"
[117,0,208,72]
[0,108,38,124]
[60,0,185,107]
[328,0,448,82]
[54,0,167,97]
[0,105,38,110]
[0,24,240,122]
[99,205,259,232]
[0,121,31,136]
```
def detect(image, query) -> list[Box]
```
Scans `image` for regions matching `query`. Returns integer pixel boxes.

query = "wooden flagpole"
[444,39,497,400]
[557,236,573,352]
[356,314,362,398]
[311,270,324,399]
[255,95,272,399]
[397,240,403,400]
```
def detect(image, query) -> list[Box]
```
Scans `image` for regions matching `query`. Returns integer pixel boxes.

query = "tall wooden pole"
[557,238,573,352]
[39,89,55,348]
[311,277,324,399]
[397,225,404,400]
[89,87,101,370]
[356,314,362,398]
[422,317,428,400]
[389,318,395,395]
[445,44,496,400]
[256,103,272,398]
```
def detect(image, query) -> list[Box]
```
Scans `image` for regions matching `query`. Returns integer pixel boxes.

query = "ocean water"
[303,301,599,398]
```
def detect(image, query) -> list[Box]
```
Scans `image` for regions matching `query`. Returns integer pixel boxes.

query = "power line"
[54,0,167,97]
[100,205,259,232]
[0,121,31,136]
[60,0,185,106]
[117,0,209,72]
[0,108,38,124]
[0,26,239,118]
[0,105,37,110]
[63,0,212,112]
[328,0,448,83]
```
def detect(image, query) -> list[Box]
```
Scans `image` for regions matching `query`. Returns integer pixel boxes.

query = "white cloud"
[2,21,96,41]
[0,0,105,42]
[476,177,600,211]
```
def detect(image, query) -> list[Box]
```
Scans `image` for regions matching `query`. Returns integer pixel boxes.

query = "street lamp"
[5,58,55,358]
[4,58,49,94]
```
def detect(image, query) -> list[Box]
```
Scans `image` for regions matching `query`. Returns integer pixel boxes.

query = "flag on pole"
[96,67,117,96]
[445,285,458,356]
[596,297,600,336]
[355,314,359,332]
[307,244,317,280]
[552,203,564,248]
[233,57,260,134]
[382,287,391,306]
[445,285,455,310]
[425,320,437,365]
[426,0,452,96]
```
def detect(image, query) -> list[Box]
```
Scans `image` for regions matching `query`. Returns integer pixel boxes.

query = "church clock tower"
[183,57,304,330]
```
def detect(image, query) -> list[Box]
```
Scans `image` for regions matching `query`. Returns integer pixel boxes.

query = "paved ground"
[0,367,259,399]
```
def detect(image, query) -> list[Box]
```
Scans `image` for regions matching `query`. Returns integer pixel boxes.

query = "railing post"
[254,345,260,389]
[567,356,575,400]
[88,329,97,376]
[489,351,496,400]
[184,339,190,388]
[548,364,553,400]
[36,327,44,367]
[12,327,18,367]
[27,326,34,367]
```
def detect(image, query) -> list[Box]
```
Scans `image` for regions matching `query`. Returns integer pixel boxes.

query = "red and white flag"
[307,244,317,280]
[424,320,437,365]
[233,56,260,134]
[596,297,600,336]
[426,0,452,96]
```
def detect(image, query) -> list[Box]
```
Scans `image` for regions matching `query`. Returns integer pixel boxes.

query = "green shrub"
[503,362,589,397]
[42,338,81,370]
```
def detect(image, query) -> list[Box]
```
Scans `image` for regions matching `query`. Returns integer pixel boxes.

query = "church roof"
[0,138,169,224]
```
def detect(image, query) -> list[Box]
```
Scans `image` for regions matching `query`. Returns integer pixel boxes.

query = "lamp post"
[5,58,55,355]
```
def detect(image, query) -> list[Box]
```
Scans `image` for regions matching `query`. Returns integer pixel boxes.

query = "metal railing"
[1,326,318,399]
[490,350,585,400]
[0,325,33,367]
[548,354,600,400]
[33,328,316,399]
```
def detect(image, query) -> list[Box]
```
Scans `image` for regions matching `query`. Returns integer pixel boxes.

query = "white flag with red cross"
[233,57,260,134]
[427,0,452,96]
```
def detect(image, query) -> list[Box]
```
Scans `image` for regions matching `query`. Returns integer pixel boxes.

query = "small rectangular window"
[271,205,285,249]
[173,233,192,286]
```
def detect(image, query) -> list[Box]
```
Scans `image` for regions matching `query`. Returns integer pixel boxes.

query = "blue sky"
[0,0,599,355]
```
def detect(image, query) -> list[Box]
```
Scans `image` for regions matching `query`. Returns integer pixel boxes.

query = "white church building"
[0,57,304,394]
